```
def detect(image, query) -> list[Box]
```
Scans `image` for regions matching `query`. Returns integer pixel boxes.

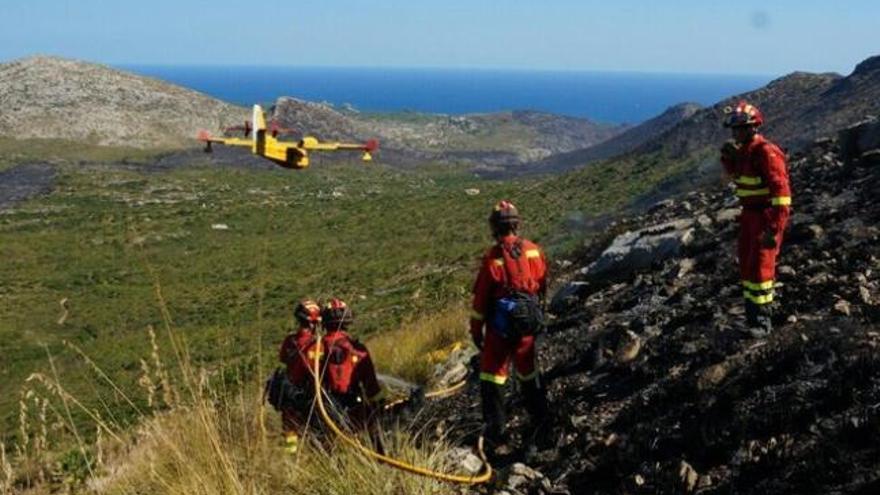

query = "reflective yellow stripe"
[735,175,763,186]
[744,291,774,305]
[771,196,791,206]
[525,249,541,259]
[283,433,299,454]
[736,188,770,197]
[742,280,774,291]
[516,370,538,382]
[470,310,484,321]
[479,372,508,385]
[493,258,504,266]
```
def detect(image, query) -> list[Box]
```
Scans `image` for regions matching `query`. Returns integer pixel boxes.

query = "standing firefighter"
[721,101,791,334]
[276,299,322,454]
[319,298,386,453]
[470,200,549,453]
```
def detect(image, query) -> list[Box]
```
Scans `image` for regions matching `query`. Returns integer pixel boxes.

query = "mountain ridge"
[0,56,247,148]
[0,56,625,167]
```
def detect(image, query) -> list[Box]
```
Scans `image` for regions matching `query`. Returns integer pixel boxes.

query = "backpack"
[491,239,545,341]
[264,368,311,412]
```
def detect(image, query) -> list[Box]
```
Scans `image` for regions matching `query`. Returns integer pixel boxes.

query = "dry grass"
[367,305,471,385]
[4,293,474,494]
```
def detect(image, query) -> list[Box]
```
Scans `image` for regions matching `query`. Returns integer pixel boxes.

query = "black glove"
[761,230,778,249]
[721,139,739,161]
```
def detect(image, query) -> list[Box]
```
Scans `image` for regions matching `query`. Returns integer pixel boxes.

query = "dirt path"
[0,163,56,210]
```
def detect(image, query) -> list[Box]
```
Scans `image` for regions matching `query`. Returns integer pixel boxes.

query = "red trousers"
[479,329,537,385]
[738,209,784,306]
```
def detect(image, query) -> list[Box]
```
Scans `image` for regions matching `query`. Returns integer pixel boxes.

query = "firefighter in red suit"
[319,298,386,452]
[277,299,322,454]
[469,200,549,451]
[720,101,792,334]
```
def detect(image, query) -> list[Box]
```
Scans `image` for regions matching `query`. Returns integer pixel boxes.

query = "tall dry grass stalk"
[1,443,13,495]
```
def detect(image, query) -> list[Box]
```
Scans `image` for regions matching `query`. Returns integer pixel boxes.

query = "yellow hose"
[311,340,492,485]
[383,379,468,411]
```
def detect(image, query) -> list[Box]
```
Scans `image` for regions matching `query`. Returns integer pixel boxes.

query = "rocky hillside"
[0,56,247,148]
[528,54,880,178]
[270,97,626,168]
[427,120,880,494]
[529,102,703,174]
[649,55,880,159]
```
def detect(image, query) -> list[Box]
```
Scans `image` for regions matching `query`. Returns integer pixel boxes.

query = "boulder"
[580,219,695,281]
[839,117,880,164]
[549,281,590,314]
[715,208,740,224]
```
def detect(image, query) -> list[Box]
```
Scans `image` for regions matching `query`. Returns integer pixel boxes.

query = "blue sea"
[120,65,774,125]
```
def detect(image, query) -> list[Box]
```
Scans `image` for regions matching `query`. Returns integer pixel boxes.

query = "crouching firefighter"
[271,299,322,454]
[721,101,791,335]
[470,200,549,453]
[319,298,387,454]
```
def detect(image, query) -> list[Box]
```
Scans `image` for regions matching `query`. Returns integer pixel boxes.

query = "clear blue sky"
[1,0,877,75]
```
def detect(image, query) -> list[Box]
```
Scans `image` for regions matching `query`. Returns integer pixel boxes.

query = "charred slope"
[429,125,880,494]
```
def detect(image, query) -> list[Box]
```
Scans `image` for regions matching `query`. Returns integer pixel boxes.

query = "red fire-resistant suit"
[278,327,320,441]
[721,134,791,312]
[470,234,547,385]
[319,330,385,426]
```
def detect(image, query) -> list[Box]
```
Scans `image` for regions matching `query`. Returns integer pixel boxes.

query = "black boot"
[521,376,552,450]
[479,381,507,451]
[745,300,773,337]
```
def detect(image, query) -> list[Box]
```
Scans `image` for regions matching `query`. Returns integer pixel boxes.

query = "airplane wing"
[197,130,251,149]
[297,137,380,161]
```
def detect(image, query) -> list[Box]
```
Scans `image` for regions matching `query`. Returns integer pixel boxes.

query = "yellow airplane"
[198,105,378,169]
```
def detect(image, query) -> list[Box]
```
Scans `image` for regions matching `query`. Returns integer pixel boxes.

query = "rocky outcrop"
[839,117,880,164]
[579,218,695,281]
[0,56,247,148]
[270,97,360,141]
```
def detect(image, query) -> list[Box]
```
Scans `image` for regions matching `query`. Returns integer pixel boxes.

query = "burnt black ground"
[426,137,880,494]
[0,163,56,210]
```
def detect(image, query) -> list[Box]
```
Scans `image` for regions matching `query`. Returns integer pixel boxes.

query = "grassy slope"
[0,142,703,441]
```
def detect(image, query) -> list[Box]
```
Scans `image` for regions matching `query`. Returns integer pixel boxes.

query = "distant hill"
[0,56,247,148]
[528,102,702,174]
[270,97,626,168]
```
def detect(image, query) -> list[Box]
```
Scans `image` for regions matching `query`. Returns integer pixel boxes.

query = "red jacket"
[320,330,384,404]
[721,134,792,231]
[470,235,547,339]
[279,328,319,387]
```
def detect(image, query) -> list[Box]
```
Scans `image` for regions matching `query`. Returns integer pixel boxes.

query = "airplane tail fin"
[252,105,268,154]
